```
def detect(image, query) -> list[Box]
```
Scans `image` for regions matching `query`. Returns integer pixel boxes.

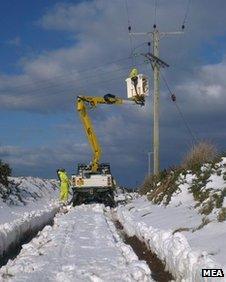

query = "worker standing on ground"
[57,169,70,204]
[129,68,139,95]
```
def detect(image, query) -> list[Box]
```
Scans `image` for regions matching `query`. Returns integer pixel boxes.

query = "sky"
[0,0,226,187]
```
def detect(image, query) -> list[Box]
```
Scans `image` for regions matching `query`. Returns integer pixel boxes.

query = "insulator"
[128,26,131,32]
[148,42,151,46]
[153,24,156,29]
[171,94,176,102]
[182,24,185,30]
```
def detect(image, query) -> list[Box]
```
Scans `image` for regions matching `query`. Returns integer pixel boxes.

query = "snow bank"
[0,202,60,262]
[0,177,59,225]
[135,157,226,279]
[105,208,151,281]
[6,177,58,206]
[116,205,224,281]
[1,204,152,281]
[0,176,60,265]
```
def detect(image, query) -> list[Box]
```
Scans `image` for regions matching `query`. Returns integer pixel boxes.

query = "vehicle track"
[0,206,59,268]
[0,204,151,281]
[0,219,54,268]
[113,220,174,282]
[1,204,175,281]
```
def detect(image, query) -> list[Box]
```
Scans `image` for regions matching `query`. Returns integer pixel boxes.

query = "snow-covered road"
[0,204,151,282]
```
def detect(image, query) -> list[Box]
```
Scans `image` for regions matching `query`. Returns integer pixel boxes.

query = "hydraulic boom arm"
[76,94,145,173]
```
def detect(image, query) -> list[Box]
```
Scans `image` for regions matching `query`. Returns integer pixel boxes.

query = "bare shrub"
[0,160,11,187]
[181,141,218,171]
[0,160,12,200]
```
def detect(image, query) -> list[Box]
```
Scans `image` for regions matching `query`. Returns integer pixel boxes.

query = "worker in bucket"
[129,67,139,95]
[57,169,70,204]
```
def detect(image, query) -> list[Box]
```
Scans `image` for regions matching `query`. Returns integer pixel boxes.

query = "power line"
[181,0,192,30]
[0,75,124,102]
[124,0,135,66]
[160,70,198,144]
[0,62,148,101]
[0,56,132,92]
[0,61,146,96]
[153,0,158,28]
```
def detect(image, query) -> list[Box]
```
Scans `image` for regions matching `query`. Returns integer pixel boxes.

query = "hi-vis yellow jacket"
[58,171,70,187]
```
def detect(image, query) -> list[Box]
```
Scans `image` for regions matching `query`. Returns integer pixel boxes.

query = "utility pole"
[147,151,152,176]
[131,28,183,175]
[153,29,160,174]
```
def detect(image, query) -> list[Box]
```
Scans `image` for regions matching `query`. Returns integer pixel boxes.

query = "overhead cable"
[160,71,198,144]
[153,0,157,28]
[0,56,132,92]
[181,0,192,30]
[0,60,145,95]
[0,62,148,99]
[125,0,135,65]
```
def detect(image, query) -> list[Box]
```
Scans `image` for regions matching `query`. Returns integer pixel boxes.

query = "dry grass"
[139,173,160,195]
[139,141,224,213]
[181,141,218,170]
[218,208,226,222]
[140,168,182,205]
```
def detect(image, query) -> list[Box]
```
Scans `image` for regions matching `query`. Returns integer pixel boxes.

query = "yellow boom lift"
[71,73,148,206]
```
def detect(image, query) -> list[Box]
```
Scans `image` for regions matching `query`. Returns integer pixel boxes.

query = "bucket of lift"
[126,74,149,99]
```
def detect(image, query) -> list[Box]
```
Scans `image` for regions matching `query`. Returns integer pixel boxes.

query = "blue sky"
[0,0,76,74]
[0,0,226,187]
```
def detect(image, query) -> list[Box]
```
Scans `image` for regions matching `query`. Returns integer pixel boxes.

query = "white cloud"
[38,2,100,32]
[176,57,226,105]
[202,85,222,98]
[1,1,226,181]
[1,0,226,113]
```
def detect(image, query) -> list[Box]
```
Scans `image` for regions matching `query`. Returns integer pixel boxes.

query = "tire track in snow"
[0,204,152,281]
[109,210,174,282]
[0,204,60,267]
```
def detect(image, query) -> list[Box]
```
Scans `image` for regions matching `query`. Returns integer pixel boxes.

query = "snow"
[219,157,226,166]
[169,173,196,207]
[0,204,152,281]
[0,203,59,260]
[0,165,225,280]
[0,177,59,225]
[188,221,226,265]
[200,158,226,192]
[122,157,226,280]
[205,173,225,190]
[116,201,225,281]
[0,177,61,264]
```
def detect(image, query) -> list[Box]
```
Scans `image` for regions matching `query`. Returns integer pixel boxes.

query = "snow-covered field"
[0,204,151,282]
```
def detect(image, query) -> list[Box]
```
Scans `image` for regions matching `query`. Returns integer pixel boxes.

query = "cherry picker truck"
[70,73,148,206]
